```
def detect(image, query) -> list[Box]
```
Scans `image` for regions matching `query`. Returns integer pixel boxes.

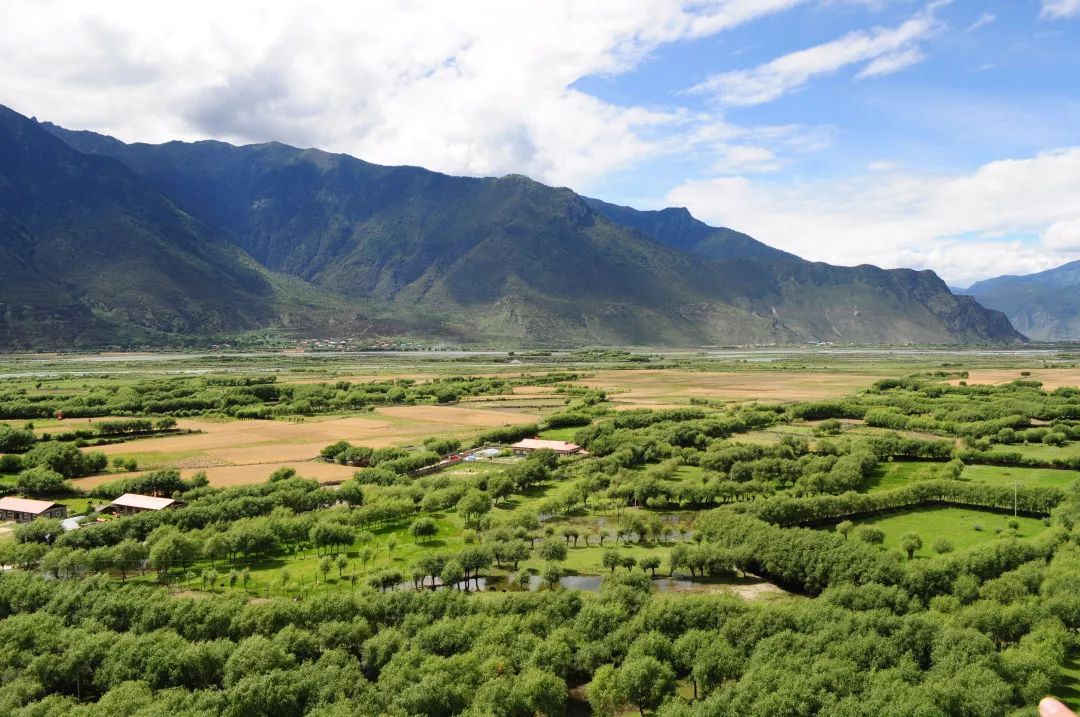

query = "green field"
[864,461,1078,492]
[863,461,944,491]
[536,426,586,441]
[834,506,1049,557]
[1055,654,1080,710]
[960,464,1078,489]
[985,441,1080,462]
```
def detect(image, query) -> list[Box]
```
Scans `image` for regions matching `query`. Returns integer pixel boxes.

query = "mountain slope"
[963,261,1080,340]
[0,106,287,348]
[585,197,1021,344]
[24,111,1025,346]
[583,197,798,263]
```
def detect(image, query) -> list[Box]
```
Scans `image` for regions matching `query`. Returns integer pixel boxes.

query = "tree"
[319,556,333,583]
[693,640,742,696]
[0,424,35,453]
[856,526,885,545]
[440,559,465,589]
[836,520,854,539]
[618,656,675,716]
[538,538,567,562]
[488,473,514,505]
[899,532,923,560]
[335,553,348,579]
[15,466,68,496]
[203,532,230,568]
[933,537,954,554]
[511,668,567,717]
[542,562,563,589]
[602,548,622,573]
[640,556,661,577]
[409,517,438,543]
[457,490,492,528]
[268,467,297,482]
[223,635,296,687]
[15,517,62,545]
[587,664,625,717]
[669,544,689,576]
[338,479,365,506]
[112,539,147,582]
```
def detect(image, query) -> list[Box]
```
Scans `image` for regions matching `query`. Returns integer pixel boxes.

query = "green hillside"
[0,105,1027,348]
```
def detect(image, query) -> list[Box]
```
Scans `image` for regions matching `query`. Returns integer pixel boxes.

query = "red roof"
[108,493,180,511]
[0,497,61,515]
[510,438,581,453]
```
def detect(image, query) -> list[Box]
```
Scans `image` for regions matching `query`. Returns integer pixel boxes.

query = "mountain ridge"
[962,260,1080,340]
[0,104,1025,348]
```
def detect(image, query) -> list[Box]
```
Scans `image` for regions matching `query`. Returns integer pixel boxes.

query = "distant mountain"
[0,104,1024,348]
[963,261,1080,340]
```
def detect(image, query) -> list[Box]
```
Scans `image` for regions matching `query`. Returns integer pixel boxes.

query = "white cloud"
[856,47,926,78]
[688,4,943,105]
[0,0,814,189]
[967,12,995,31]
[1042,0,1080,19]
[666,148,1080,285]
[1043,219,1080,251]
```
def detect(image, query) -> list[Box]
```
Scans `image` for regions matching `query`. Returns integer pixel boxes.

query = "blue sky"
[1,0,1078,284]
[582,1,1080,205]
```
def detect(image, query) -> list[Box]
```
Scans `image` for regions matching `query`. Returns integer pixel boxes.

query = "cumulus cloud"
[688,3,944,105]
[1041,0,1080,19]
[1043,219,1080,251]
[0,0,814,188]
[666,148,1080,285]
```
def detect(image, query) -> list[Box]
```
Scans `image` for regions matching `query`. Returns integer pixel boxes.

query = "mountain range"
[0,104,1024,349]
[961,261,1080,341]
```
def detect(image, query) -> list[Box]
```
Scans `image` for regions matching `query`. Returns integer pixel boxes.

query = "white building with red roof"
[0,496,68,523]
[509,438,582,456]
[102,493,184,516]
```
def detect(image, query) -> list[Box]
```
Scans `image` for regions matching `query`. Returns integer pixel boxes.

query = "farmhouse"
[0,497,68,523]
[510,438,582,456]
[102,493,184,516]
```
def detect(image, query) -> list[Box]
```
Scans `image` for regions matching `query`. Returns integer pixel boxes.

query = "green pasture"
[833,505,1049,557]
[985,441,1080,462]
[865,461,1078,492]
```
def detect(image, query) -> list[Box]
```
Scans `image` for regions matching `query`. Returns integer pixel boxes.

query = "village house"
[0,496,69,523]
[509,438,582,456]
[102,493,185,516]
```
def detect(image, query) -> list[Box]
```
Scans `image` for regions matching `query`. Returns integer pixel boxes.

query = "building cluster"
[0,492,183,526]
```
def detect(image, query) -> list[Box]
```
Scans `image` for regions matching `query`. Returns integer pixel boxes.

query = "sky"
[1,0,1079,286]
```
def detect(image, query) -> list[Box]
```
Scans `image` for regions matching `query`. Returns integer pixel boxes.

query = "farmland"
[1,347,1080,715]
